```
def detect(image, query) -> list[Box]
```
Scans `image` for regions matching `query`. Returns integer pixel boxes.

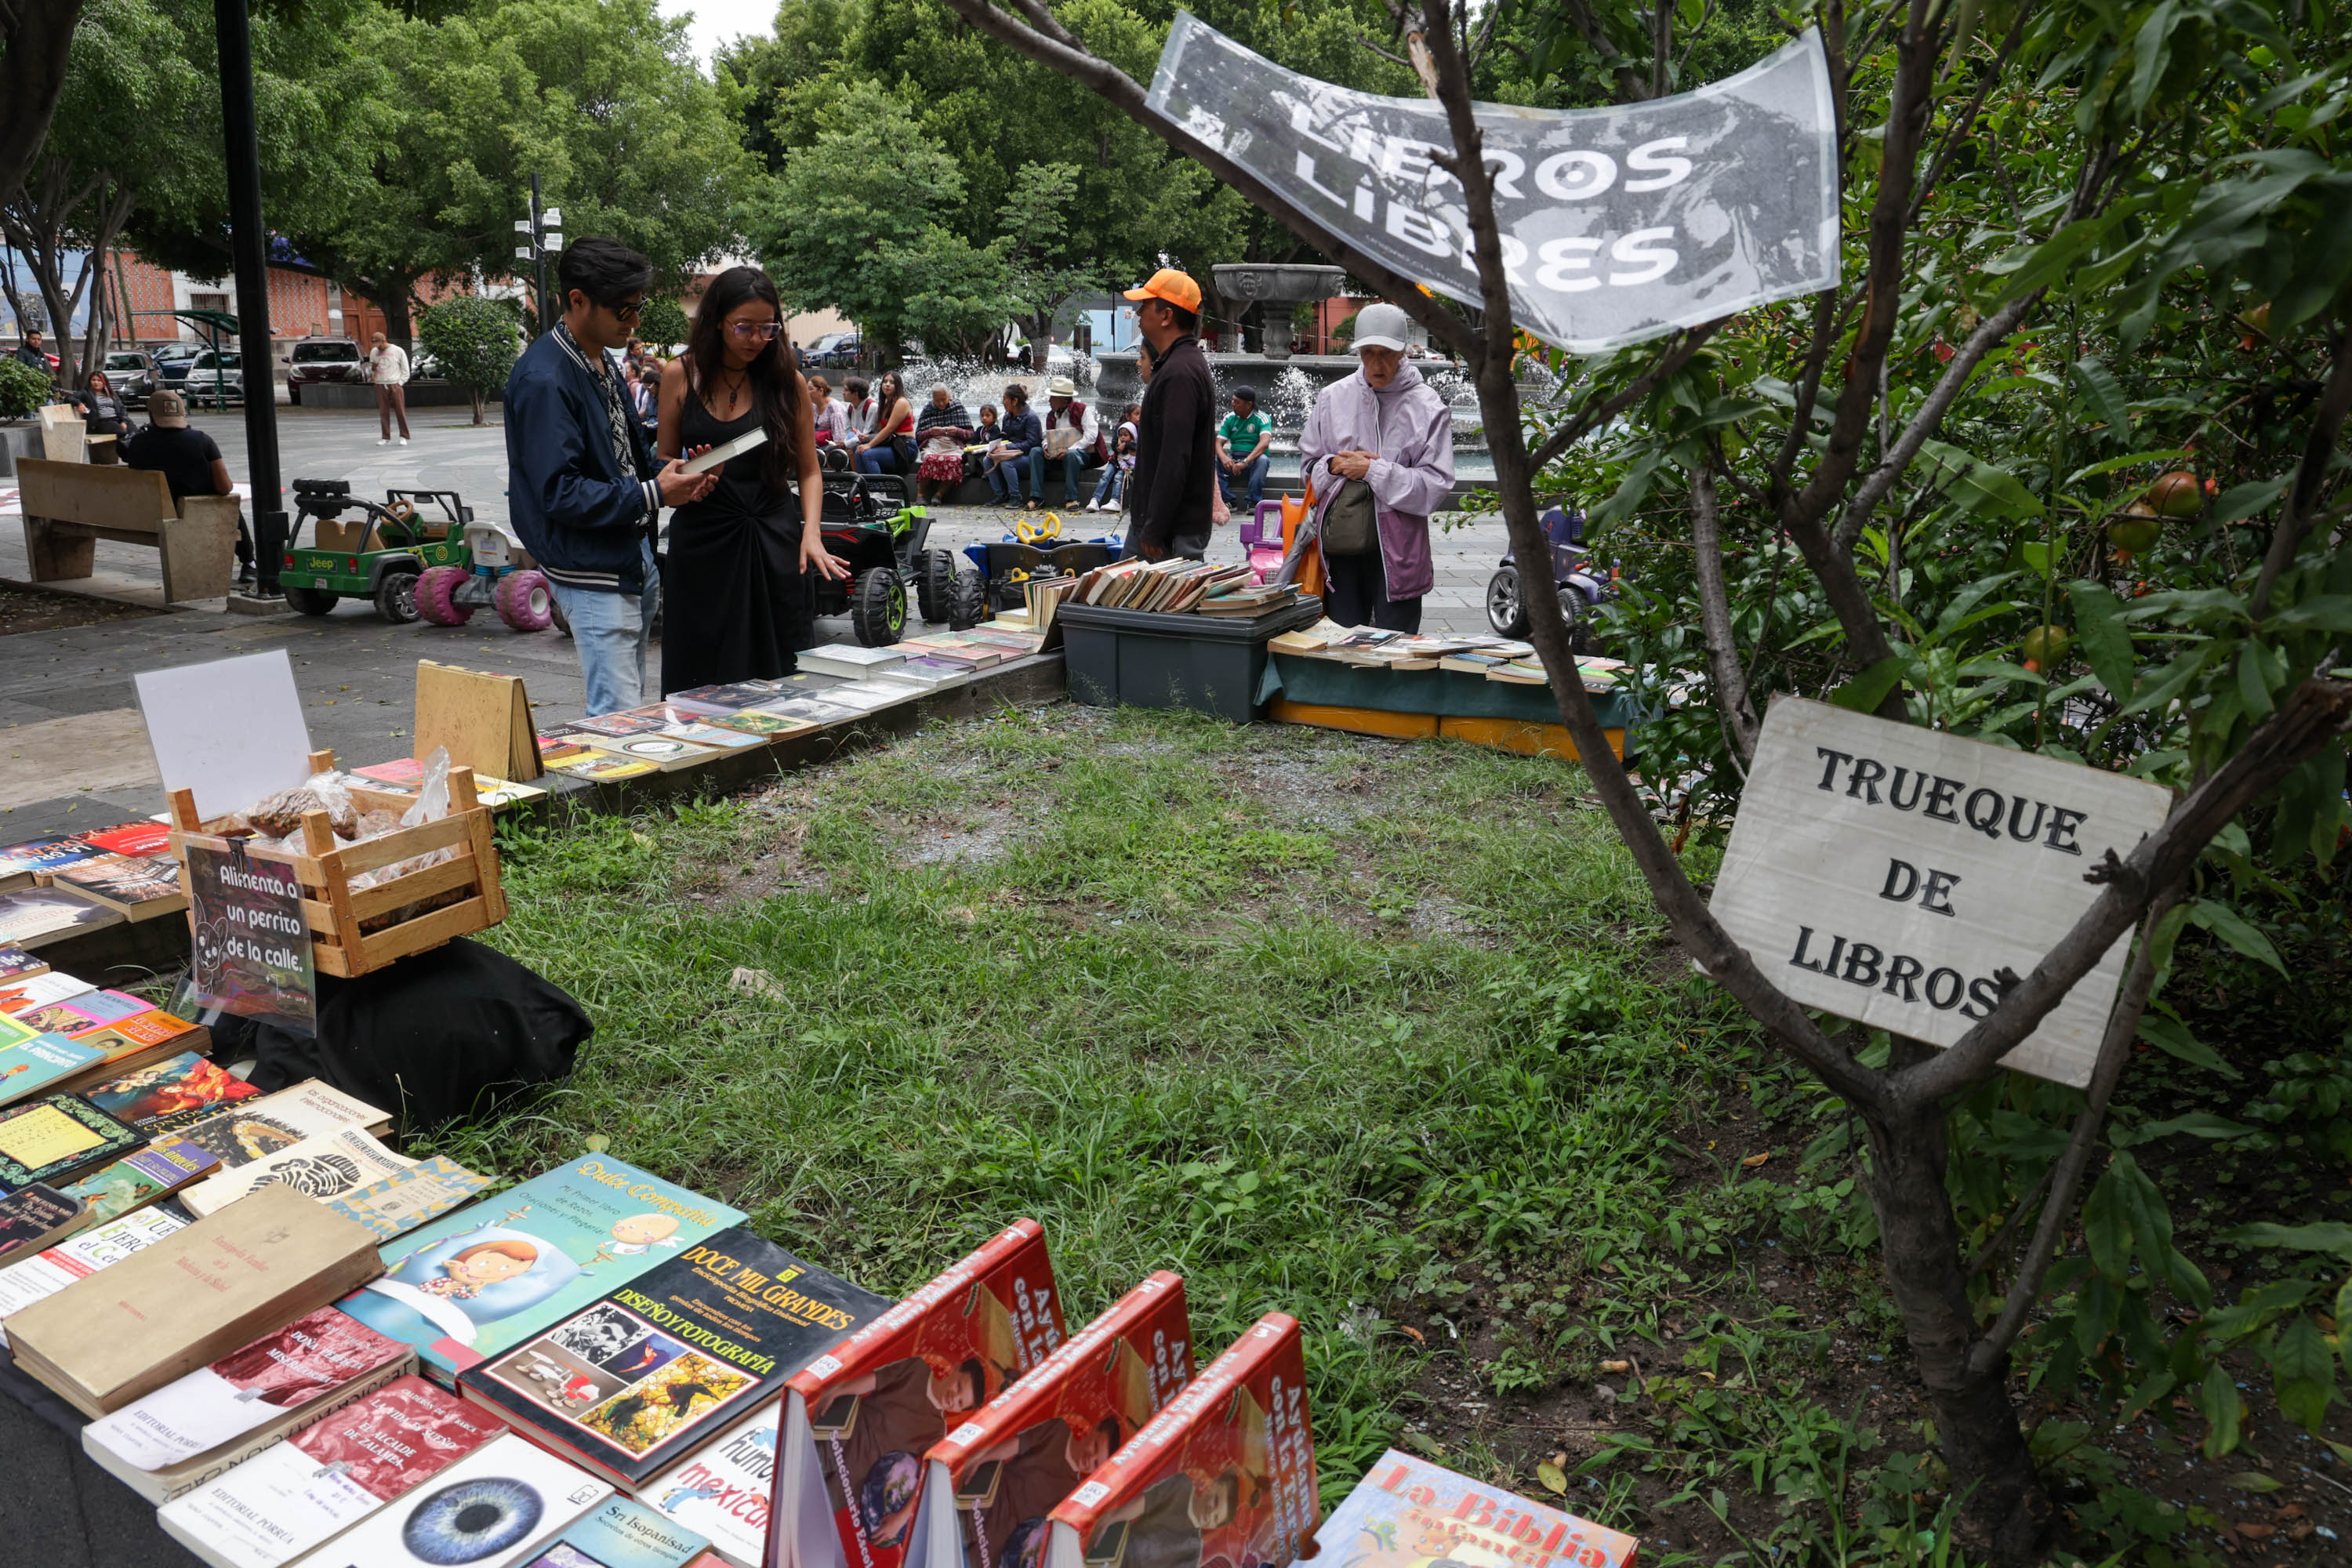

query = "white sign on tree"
[1707,699,2175,1087]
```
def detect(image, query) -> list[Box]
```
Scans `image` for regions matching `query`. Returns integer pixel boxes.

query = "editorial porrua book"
[1309,1451,1639,1568]
[907,1272,1195,1568]
[1043,1314,1319,1568]
[771,1220,1069,1568]
[459,1227,890,1489]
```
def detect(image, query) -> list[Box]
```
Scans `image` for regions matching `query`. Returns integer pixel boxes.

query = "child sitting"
[1086,403,1142,511]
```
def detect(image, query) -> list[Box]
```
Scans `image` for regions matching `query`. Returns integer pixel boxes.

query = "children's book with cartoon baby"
[459,1226,890,1490]
[1043,1314,1319,1568]
[336,1152,745,1388]
[1306,1451,1638,1568]
[908,1272,1195,1568]
[770,1220,1069,1568]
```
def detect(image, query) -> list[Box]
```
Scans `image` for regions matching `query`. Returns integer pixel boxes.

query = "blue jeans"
[549,539,660,717]
[985,456,1025,503]
[1220,452,1269,510]
[1091,464,1126,506]
[855,445,903,475]
[1025,448,1098,506]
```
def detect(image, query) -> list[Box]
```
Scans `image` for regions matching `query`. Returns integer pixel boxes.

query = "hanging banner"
[1146,13,1840,353]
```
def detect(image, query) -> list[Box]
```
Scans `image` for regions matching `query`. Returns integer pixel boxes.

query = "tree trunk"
[1864,1097,2053,1561]
[470,387,486,426]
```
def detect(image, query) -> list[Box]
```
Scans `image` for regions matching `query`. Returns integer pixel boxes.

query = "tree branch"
[1691,461,1761,764]
[2250,311,2352,618]
[1525,321,1726,474]
[1967,884,2183,1374]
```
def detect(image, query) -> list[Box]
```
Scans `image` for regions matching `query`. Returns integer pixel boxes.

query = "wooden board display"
[414,660,542,783]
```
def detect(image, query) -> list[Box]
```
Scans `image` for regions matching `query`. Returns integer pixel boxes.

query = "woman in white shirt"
[366,331,412,446]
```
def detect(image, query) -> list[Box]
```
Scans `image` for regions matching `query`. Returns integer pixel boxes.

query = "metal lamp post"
[216,0,285,597]
[517,178,563,335]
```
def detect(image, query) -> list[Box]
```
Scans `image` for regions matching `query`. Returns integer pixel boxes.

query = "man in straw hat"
[1120,268,1217,560]
[1027,374,1105,512]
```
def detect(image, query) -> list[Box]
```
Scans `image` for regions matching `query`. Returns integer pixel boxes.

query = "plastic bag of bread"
[245,771,361,840]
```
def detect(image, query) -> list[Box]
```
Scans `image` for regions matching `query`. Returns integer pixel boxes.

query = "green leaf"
[2198,1362,2243,1457]
[2272,595,2352,633]
[2070,357,2133,438]
[2128,1112,2257,1142]
[2064,448,2194,486]
[2019,540,2056,577]
[2223,1470,2285,1492]
[2136,1014,2240,1078]
[2210,474,2292,525]
[2069,581,2136,702]
[2271,1316,2335,1432]
[2188,899,2288,976]
[2223,1221,2352,1258]
[2122,644,2214,717]
[2238,644,2278,719]
[1830,655,1908,713]
[1920,440,2044,517]
[1536,1459,1568,1494]
[2084,1163,2135,1283]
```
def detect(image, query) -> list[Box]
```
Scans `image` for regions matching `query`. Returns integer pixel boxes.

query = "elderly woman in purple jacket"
[1280,303,1456,630]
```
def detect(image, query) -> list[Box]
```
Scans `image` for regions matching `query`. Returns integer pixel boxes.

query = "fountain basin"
[1210,264,1350,359]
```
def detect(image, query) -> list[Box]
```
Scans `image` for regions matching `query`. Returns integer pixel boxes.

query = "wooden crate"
[166,749,510,978]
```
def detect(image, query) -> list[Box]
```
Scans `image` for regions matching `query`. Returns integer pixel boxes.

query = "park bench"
[15,458,241,604]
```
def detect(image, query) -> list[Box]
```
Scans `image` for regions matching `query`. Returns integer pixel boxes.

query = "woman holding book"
[656,264,848,692]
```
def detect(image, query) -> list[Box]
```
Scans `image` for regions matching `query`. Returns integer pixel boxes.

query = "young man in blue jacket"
[507,238,717,714]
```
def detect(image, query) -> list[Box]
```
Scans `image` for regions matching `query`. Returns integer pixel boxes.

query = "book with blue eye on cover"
[336,1152,746,1387]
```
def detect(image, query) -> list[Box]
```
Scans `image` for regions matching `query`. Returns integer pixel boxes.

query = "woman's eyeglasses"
[728,321,783,342]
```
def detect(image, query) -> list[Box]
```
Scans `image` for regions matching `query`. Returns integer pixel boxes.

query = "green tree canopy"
[414,292,519,423]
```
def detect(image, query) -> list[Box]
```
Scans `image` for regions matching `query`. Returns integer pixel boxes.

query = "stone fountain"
[1209,262,1348,360]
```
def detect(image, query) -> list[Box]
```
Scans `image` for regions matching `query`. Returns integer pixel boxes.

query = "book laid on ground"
[0,1014,106,1109]
[568,710,676,739]
[643,1397,786,1567]
[82,1304,416,1503]
[0,1181,85,1263]
[5,1183,384,1417]
[818,681,924,713]
[56,1133,218,1225]
[158,1374,510,1568]
[1310,1451,1639,1568]
[0,942,49,979]
[44,850,189,919]
[1042,1314,1319,1568]
[753,697,864,728]
[0,967,96,1013]
[79,1049,260,1128]
[12,984,157,1037]
[0,1202,187,1339]
[799,644,909,680]
[0,833,109,878]
[39,1011,212,1099]
[769,1219,1068,1568]
[0,886,117,943]
[701,709,817,739]
[666,680,793,713]
[183,1124,419,1217]
[543,749,664,782]
[325,1155,497,1240]
[0,1091,144,1189]
[906,1272,1194,1568]
[338,1152,747,1387]
[880,659,976,692]
[82,819,176,857]
[461,1228,891,1490]
[516,1494,713,1568]
[597,735,734,772]
[301,1428,615,1568]
[175,1078,392,1168]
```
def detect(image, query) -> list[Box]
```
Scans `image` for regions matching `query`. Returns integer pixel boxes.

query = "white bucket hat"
[1350,302,1411,352]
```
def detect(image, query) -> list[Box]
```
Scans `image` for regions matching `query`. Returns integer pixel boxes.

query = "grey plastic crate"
[1059,596,1324,722]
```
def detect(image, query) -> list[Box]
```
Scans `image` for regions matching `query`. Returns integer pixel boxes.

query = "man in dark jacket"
[1121,269,1215,561]
[507,238,716,714]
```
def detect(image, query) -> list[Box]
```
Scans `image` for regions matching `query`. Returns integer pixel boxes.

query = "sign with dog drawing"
[1706,698,2174,1086]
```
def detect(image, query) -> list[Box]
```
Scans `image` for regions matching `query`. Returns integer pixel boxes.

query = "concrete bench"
[16,459,241,604]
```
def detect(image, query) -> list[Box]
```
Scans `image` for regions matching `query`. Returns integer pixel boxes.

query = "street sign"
[1706,698,2174,1085]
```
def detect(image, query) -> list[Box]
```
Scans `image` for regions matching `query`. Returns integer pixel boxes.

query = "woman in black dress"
[656,266,845,693]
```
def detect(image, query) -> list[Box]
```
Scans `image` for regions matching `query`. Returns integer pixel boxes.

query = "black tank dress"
[659,387,814,695]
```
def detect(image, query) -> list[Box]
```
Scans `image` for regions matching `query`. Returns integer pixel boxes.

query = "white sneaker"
[376,437,390,445]
[397,437,409,446]
[1085,499,1101,511]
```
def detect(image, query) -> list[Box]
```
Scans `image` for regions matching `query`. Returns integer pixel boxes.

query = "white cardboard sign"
[1707,698,2174,1086]
[132,648,314,822]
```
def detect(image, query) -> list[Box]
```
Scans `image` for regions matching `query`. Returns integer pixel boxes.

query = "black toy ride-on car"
[812,474,980,644]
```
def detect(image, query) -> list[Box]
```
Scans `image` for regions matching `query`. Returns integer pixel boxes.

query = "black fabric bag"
[891,432,919,472]
[1320,477,1378,556]
[215,938,591,1131]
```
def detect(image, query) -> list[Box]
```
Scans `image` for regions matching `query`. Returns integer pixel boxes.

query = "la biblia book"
[158,1373,510,1568]
[82,1305,417,1504]
[338,1152,746,1385]
[1044,1314,1319,1568]
[300,1428,614,1568]
[5,1183,385,1417]
[462,1225,890,1489]
[908,1272,1194,1568]
[1309,1451,1639,1568]
[771,1220,1068,1568]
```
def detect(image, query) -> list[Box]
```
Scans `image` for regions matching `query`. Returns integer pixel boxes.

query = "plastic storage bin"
[1060,597,1323,722]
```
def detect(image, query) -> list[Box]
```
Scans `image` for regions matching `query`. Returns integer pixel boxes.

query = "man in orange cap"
[1120,268,1216,560]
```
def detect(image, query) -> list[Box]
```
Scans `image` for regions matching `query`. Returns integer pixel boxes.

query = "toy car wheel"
[495,568,555,632]
[851,567,906,646]
[1486,567,1530,637]
[282,583,338,616]
[946,568,985,631]
[415,564,474,626]
[915,548,956,622]
[1558,587,1594,655]
[375,568,420,625]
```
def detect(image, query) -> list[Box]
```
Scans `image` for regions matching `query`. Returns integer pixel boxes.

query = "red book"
[81,822,176,858]
[909,1274,1193,1568]
[772,1221,1068,1568]
[1044,1315,1319,1568]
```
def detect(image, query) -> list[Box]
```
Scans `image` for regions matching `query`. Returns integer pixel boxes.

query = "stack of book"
[0,822,189,940]
[1071,558,1304,617]
[1269,622,1627,692]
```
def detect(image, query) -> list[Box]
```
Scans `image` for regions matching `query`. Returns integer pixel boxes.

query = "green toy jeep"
[281,479,474,623]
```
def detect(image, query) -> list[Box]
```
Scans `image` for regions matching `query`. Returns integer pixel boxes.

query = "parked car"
[804,332,861,368]
[284,336,361,404]
[101,349,158,406]
[411,349,443,380]
[182,349,245,405]
[154,343,201,388]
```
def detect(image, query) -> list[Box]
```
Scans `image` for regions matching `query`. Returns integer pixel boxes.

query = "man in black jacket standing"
[1120,269,1215,561]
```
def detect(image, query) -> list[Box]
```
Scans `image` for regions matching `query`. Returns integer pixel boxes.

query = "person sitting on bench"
[122,389,255,590]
